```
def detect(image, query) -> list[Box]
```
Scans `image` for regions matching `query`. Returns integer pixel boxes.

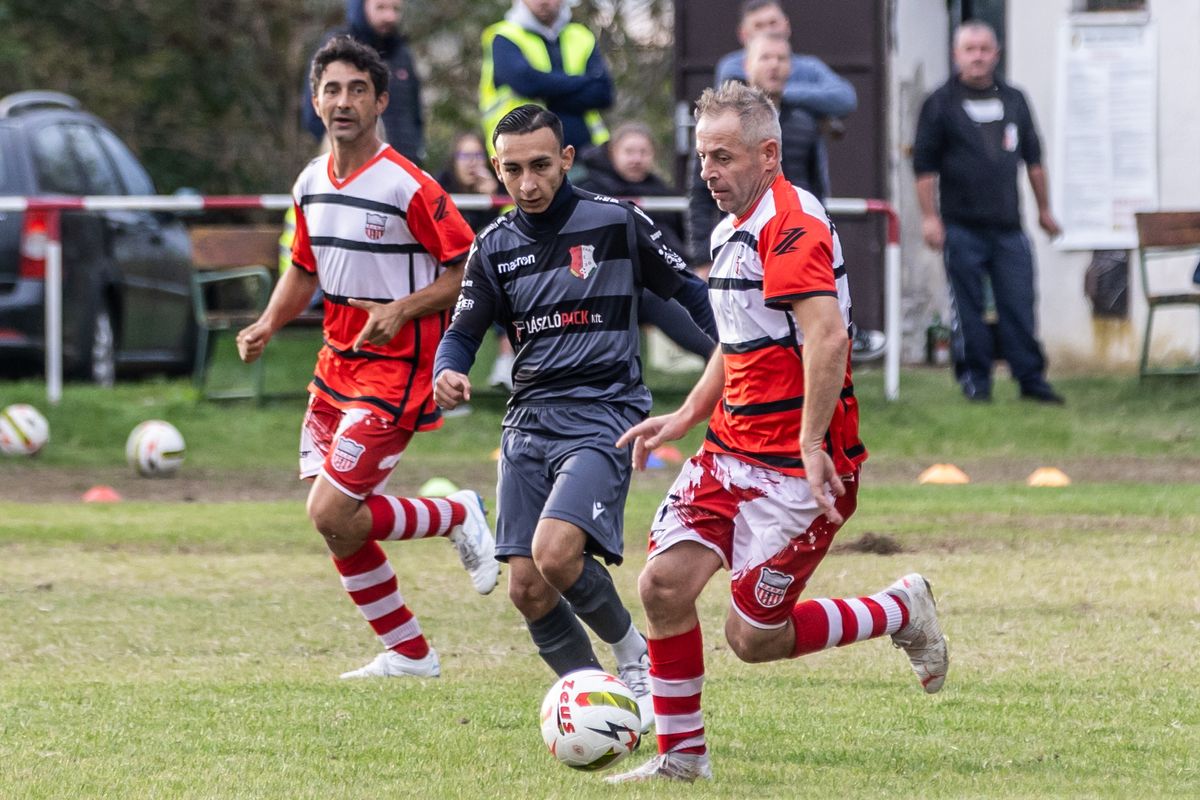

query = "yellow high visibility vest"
[479,20,609,156]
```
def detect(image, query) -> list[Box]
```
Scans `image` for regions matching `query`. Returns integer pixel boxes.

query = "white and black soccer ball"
[125,420,185,477]
[540,668,642,771]
[0,403,49,456]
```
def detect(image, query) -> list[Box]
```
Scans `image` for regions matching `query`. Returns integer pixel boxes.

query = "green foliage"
[0,0,676,193]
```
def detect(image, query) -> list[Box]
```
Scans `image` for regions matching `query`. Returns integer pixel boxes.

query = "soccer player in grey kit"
[433,105,716,731]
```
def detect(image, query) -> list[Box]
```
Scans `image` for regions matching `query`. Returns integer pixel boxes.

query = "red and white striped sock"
[363,495,466,541]
[649,625,707,756]
[332,541,429,660]
[790,588,910,658]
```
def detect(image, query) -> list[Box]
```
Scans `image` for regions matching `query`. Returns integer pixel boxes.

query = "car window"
[63,124,123,195]
[0,134,12,193]
[31,123,88,194]
[95,126,155,195]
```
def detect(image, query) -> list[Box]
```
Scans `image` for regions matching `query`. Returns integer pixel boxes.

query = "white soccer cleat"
[339,648,441,679]
[889,573,949,693]
[604,752,713,784]
[616,647,655,733]
[446,490,499,595]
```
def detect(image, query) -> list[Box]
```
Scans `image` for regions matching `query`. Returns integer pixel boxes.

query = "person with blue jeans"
[913,21,1063,404]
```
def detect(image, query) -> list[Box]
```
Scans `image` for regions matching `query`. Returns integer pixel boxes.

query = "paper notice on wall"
[1053,17,1157,250]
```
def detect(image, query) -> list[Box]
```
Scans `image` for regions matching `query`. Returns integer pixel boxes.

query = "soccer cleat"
[339,648,441,679]
[889,573,949,693]
[446,490,499,595]
[617,648,654,733]
[604,752,713,784]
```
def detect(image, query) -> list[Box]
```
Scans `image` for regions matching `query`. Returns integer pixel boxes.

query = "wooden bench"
[189,225,322,401]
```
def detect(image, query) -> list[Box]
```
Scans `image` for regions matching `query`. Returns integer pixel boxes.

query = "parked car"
[0,91,195,385]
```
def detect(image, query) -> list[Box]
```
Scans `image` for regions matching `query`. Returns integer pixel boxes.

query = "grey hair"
[954,20,998,49]
[694,80,782,147]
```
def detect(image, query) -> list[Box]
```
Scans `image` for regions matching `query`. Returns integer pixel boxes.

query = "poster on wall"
[1052,16,1157,250]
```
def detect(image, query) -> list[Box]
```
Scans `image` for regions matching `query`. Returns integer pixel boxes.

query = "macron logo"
[592,502,604,520]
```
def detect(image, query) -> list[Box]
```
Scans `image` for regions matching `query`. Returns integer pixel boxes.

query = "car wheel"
[89,307,117,387]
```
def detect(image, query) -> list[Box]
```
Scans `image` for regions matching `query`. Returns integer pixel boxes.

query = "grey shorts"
[496,403,640,565]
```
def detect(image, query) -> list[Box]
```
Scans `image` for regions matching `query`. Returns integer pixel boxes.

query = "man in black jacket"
[302,0,424,164]
[913,21,1063,404]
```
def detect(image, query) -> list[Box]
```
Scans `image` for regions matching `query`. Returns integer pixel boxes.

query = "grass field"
[1,365,1198,798]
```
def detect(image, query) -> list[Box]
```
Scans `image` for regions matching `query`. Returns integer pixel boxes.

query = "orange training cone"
[82,485,122,503]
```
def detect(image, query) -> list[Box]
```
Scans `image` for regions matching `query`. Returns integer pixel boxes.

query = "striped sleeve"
[760,209,835,311]
[407,181,475,266]
[290,200,316,274]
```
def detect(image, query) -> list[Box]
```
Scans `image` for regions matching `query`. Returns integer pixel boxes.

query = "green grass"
[1,364,1198,798]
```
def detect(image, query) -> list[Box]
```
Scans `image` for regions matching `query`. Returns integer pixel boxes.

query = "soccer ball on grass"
[125,420,186,477]
[540,668,642,771]
[0,403,49,456]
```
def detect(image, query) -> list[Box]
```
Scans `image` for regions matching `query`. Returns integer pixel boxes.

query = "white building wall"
[889,0,951,364]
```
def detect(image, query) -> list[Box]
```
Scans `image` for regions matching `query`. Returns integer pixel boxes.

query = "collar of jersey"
[734,174,787,228]
[326,144,389,190]
[514,178,579,236]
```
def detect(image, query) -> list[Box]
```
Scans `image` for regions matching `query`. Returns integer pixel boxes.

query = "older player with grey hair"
[607,82,948,783]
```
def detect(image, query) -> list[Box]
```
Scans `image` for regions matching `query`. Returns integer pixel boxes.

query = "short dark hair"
[309,35,389,98]
[740,0,783,20]
[492,104,565,150]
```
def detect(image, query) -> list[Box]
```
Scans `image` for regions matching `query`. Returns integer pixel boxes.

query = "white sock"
[610,622,647,666]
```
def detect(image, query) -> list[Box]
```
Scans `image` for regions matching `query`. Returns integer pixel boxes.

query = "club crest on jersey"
[568,244,598,280]
[331,437,365,472]
[754,567,794,608]
[365,212,387,241]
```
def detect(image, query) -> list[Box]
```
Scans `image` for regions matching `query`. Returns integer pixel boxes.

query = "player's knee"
[724,623,773,663]
[507,570,549,617]
[638,562,689,615]
[306,495,349,541]
[531,535,579,589]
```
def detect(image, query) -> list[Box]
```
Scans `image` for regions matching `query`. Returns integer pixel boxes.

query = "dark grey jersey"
[449,185,690,411]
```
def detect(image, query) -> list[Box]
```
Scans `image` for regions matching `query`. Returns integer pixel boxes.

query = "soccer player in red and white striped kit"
[237,35,498,679]
[608,81,949,782]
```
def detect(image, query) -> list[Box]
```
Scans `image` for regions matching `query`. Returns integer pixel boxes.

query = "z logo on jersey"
[433,194,449,221]
[365,213,387,241]
[771,227,807,256]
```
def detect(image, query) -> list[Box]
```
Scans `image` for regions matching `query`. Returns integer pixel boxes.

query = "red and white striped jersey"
[703,174,866,477]
[291,145,474,428]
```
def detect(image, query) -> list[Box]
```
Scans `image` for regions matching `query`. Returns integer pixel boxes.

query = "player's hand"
[616,413,687,471]
[921,215,945,251]
[434,370,471,410]
[802,448,845,525]
[235,319,272,364]
[348,297,407,350]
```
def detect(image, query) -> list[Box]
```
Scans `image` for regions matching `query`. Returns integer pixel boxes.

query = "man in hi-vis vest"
[480,0,612,157]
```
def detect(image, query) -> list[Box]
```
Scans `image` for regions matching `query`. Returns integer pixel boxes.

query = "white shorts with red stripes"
[647,451,858,628]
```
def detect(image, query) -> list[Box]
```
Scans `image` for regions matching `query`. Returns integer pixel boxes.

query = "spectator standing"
[480,0,613,157]
[714,1,856,125]
[433,106,717,732]
[302,0,425,164]
[913,21,1064,403]
[607,82,947,784]
[241,36,497,680]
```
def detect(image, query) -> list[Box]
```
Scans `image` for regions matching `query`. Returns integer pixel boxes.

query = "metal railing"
[0,193,900,404]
